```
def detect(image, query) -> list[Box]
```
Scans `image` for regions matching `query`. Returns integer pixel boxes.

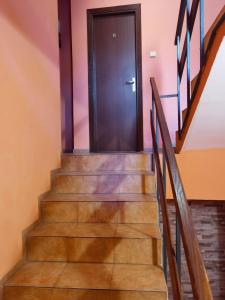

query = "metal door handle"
[126,80,135,85]
[125,77,136,92]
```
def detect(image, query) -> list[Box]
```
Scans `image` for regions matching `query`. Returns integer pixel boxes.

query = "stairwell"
[3,153,167,299]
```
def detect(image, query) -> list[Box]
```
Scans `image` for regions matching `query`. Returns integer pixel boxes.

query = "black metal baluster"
[151,94,155,172]
[162,150,168,281]
[177,35,181,138]
[186,0,191,107]
[176,216,182,278]
[200,0,205,68]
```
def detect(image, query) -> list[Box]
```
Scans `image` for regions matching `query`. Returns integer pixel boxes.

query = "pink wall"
[0,0,61,281]
[191,1,225,77]
[71,0,224,150]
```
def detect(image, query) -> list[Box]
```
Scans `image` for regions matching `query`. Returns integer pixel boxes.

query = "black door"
[88,5,143,152]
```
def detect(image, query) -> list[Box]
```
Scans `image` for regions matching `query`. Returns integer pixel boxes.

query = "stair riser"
[27,237,161,265]
[62,154,151,172]
[4,287,167,300]
[41,201,158,224]
[52,174,155,194]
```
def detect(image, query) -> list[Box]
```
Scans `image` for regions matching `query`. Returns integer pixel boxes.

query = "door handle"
[125,80,135,85]
[125,77,136,93]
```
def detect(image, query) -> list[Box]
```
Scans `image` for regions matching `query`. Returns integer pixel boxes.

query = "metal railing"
[175,0,204,137]
[150,77,213,300]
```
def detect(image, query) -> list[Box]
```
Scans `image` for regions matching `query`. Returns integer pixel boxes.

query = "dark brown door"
[88,5,143,152]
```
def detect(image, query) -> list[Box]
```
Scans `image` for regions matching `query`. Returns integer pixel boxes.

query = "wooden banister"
[150,77,213,300]
[175,0,186,45]
[178,0,200,79]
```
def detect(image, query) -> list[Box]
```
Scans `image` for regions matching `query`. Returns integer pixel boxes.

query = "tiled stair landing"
[3,153,167,300]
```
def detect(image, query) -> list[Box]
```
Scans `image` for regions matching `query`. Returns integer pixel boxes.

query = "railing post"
[177,36,181,138]
[156,115,159,148]
[151,94,155,172]
[176,216,182,278]
[186,0,191,107]
[200,0,205,68]
[162,151,168,281]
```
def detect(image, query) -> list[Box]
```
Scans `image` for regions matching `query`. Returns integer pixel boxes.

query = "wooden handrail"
[150,77,213,300]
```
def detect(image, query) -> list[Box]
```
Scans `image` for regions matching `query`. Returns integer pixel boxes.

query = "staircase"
[3,153,167,300]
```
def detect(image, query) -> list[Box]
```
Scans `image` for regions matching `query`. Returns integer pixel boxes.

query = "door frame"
[58,0,74,153]
[87,4,143,152]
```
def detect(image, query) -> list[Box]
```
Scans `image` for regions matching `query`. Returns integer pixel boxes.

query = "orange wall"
[0,0,61,280]
[167,149,225,200]
[71,0,224,150]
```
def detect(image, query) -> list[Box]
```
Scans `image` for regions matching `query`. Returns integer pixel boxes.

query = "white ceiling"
[183,37,225,151]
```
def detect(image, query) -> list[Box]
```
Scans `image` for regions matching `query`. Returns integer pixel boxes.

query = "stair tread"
[41,193,157,202]
[5,262,167,292]
[29,223,161,239]
[63,152,150,156]
[54,170,154,176]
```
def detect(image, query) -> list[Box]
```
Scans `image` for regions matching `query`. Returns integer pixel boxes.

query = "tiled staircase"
[3,153,167,300]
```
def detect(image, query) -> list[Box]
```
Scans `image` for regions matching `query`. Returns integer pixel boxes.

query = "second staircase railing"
[175,0,204,137]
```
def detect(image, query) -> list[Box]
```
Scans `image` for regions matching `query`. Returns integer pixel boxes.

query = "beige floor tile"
[55,263,113,289]
[67,238,115,263]
[96,175,124,193]
[144,175,156,194]
[115,224,161,239]
[114,239,154,264]
[3,287,52,300]
[111,264,167,292]
[118,202,158,223]
[6,262,65,287]
[41,202,77,222]
[27,237,67,262]
[77,202,119,223]
[118,175,143,193]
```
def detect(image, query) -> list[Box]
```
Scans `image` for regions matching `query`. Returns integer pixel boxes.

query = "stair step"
[27,223,161,265]
[41,193,157,202]
[4,262,167,300]
[51,171,155,194]
[62,152,151,172]
[28,223,161,238]
[40,197,158,223]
